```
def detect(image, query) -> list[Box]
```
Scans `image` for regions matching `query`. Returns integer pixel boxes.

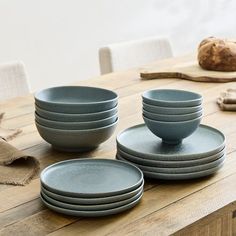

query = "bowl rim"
[35,112,118,125]
[35,103,118,116]
[34,86,118,106]
[35,118,118,132]
[143,101,202,110]
[142,89,202,105]
[143,114,203,124]
[142,108,202,117]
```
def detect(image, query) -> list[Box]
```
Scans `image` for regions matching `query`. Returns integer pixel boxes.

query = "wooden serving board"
[140,61,236,83]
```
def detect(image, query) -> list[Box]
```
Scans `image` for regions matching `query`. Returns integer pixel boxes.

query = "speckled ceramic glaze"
[40,159,143,197]
[40,192,143,217]
[143,109,202,122]
[116,124,225,161]
[35,105,118,122]
[143,115,202,144]
[36,119,118,152]
[117,147,225,168]
[116,154,225,174]
[35,86,118,113]
[41,181,144,205]
[141,163,224,180]
[41,188,143,211]
[35,112,118,130]
[143,102,202,115]
[142,89,202,107]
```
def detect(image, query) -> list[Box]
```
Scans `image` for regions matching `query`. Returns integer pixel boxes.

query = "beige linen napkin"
[217,89,236,111]
[0,113,40,185]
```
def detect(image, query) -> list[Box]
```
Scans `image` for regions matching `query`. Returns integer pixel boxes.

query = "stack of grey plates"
[116,124,226,180]
[40,159,144,217]
[34,86,118,152]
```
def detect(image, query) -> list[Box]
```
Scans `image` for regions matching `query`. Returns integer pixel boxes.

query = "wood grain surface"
[140,60,236,82]
[1,54,236,236]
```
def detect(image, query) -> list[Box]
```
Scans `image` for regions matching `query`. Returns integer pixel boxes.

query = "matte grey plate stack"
[40,159,144,217]
[116,124,226,180]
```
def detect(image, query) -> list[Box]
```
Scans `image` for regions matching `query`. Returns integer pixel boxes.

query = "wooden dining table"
[1,54,236,236]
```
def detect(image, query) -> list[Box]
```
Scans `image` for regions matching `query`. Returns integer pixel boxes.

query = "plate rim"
[40,191,143,217]
[142,162,224,180]
[116,123,226,160]
[40,158,144,198]
[116,153,225,174]
[41,180,144,205]
[41,187,143,211]
[117,146,226,166]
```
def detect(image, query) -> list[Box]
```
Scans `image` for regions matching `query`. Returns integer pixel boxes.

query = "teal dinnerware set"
[36,86,225,217]
[116,89,226,180]
[34,86,118,152]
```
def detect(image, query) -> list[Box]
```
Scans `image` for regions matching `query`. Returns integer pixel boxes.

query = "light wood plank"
[1,54,236,235]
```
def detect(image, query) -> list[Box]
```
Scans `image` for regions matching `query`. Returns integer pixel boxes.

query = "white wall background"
[0,0,235,91]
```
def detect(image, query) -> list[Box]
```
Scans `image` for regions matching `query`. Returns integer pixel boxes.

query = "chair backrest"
[0,61,30,101]
[99,37,173,75]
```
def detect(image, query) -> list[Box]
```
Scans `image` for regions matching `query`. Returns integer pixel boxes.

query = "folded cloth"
[217,89,236,111]
[0,113,40,185]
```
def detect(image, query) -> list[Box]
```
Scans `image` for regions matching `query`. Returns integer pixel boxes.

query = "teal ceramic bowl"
[143,109,202,122]
[142,89,202,107]
[35,86,118,113]
[143,102,202,115]
[35,119,118,152]
[35,112,118,130]
[143,115,202,145]
[35,105,118,122]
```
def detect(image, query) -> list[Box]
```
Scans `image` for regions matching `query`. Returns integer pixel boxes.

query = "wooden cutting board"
[140,61,236,83]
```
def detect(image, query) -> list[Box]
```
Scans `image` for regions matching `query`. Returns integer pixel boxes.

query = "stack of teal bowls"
[142,89,203,145]
[35,86,118,152]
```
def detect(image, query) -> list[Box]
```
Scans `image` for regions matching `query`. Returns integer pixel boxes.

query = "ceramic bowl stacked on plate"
[142,89,203,145]
[116,89,226,180]
[40,159,144,217]
[116,124,226,180]
[35,86,118,152]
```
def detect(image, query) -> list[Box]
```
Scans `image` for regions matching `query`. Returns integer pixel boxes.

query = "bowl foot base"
[162,139,182,145]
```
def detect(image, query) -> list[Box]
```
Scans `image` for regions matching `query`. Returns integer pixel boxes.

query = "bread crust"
[198,37,236,72]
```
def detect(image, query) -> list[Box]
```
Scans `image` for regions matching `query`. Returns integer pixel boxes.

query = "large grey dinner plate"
[40,159,143,197]
[41,188,143,211]
[141,162,224,180]
[40,192,143,217]
[117,147,226,167]
[41,180,144,204]
[117,154,225,174]
[117,124,225,161]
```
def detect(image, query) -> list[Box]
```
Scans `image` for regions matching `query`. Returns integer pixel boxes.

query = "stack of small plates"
[116,124,226,180]
[40,159,144,217]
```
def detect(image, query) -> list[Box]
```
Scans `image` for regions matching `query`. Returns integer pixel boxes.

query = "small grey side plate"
[142,162,224,180]
[41,180,144,204]
[41,159,143,197]
[41,188,143,211]
[117,124,225,161]
[117,154,225,174]
[40,192,143,217]
[117,147,226,167]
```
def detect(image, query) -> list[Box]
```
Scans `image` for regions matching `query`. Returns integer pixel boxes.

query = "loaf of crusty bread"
[198,37,236,71]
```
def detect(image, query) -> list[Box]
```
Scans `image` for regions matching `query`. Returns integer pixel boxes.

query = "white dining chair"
[99,37,173,75]
[0,61,30,101]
